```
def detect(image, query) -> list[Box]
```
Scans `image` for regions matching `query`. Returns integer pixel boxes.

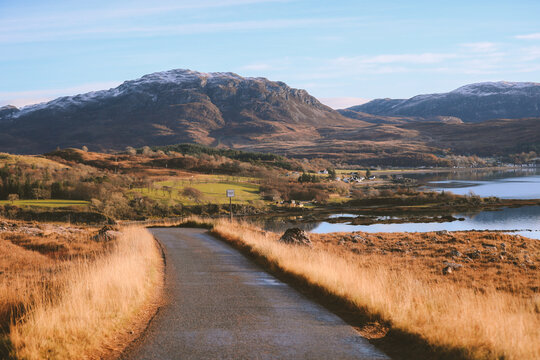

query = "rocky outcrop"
[92,225,122,242]
[279,228,312,246]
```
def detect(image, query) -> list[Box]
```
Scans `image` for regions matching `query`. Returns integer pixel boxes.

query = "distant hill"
[346,82,540,122]
[1,71,539,165]
[0,69,362,154]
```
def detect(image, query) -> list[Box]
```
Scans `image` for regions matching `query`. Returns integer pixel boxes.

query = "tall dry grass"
[212,219,540,360]
[9,227,163,360]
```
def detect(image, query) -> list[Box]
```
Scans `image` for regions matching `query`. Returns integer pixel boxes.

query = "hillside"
[1,70,539,165]
[347,82,540,122]
[0,69,362,154]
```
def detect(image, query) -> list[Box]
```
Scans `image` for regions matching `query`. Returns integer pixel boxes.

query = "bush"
[182,187,204,203]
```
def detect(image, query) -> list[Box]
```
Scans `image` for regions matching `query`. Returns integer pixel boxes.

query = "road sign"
[226,189,235,197]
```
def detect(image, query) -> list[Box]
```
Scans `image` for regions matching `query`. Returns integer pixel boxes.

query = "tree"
[142,146,153,156]
[298,173,312,183]
[32,188,50,200]
[327,168,336,180]
[8,194,18,204]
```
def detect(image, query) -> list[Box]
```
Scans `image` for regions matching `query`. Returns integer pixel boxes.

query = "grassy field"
[0,200,90,208]
[132,176,263,205]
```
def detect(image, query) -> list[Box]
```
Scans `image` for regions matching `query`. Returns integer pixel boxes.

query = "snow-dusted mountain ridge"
[348,81,540,122]
[0,68,351,153]
[3,69,297,120]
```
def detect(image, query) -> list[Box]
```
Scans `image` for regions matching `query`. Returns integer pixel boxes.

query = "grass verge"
[6,226,163,360]
[209,219,539,360]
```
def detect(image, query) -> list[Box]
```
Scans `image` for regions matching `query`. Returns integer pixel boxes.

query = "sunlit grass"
[0,200,90,208]
[0,153,69,169]
[131,177,263,205]
[9,227,163,360]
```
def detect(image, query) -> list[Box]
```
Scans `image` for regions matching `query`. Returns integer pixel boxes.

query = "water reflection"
[249,169,540,239]
[411,168,540,199]
[249,215,319,233]
[307,206,540,239]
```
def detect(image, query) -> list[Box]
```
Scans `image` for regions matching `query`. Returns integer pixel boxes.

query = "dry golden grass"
[314,231,539,296]
[0,221,163,360]
[212,220,540,360]
[1,223,107,341]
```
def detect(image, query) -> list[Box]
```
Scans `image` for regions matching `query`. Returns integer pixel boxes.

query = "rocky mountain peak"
[346,81,540,122]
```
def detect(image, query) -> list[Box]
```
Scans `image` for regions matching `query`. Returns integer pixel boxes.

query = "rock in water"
[279,228,312,246]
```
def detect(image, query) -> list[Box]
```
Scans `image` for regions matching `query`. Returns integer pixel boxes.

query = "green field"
[132,177,263,205]
[0,199,90,208]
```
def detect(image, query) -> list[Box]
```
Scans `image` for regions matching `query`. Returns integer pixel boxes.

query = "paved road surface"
[124,228,390,359]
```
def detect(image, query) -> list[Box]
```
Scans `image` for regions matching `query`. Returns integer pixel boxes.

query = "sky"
[1,0,540,109]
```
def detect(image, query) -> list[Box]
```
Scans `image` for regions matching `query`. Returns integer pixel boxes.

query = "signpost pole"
[226,189,235,222]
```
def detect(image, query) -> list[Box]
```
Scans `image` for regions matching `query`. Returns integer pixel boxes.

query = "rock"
[466,249,481,259]
[482,242,497,250]
[442,266,453,275]
[442,261,462,275]
[450,249,462,257]
[92,225,120,242]
[279,228,312,246]
[443,261,463,269]
[351,235,366,243]
[436,230,450,235]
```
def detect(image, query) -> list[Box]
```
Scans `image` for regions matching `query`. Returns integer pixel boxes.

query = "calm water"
[260,168,540,238]
[310,206,540,239]
[415,168,540,199]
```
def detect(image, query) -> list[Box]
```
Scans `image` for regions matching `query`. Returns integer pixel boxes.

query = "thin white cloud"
[520,46,540,61]
[0,81,122,108]
[241,63,274,71]
[361,53,457,64]
[0,17,357,44]
[330,53,458,74]
[515,33,540,40]
[318,97,369,109]
[0,0,291,29]
[460,42,499,53]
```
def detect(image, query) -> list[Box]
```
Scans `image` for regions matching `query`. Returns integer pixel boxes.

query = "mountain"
[346,82,540,122]
[0,69,362,154]
[1,71,538,165]
[337,108,463,125]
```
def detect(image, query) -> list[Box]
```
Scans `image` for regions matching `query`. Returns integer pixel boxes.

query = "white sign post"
[226,190,235,221]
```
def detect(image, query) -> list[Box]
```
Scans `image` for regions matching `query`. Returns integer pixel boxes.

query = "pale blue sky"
[1,0,540,108]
